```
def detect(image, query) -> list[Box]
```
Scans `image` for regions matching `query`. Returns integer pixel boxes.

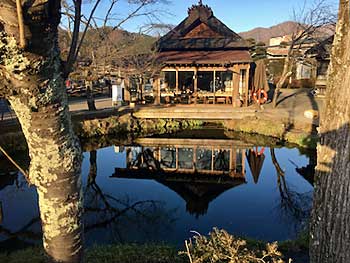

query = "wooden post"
[176,147,179,170]
[194,68,198,93]
[194,67,198,104]
[232,65,240,108]
[245,64,250,107]
[193,147,196,172]
[157,77,161,105]
[229,148,233,172]
[175,69,179,94]
[213,70,216,104]
[232,149,237,173]
[211,147,214,171]
[242,150,246,176]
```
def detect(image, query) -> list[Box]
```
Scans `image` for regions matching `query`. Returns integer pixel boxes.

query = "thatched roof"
[112,168,246,217]
[156,3,248,52]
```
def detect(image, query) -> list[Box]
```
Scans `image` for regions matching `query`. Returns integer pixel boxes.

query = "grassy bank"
[224,116,318,149]
[0,230,309,263]
[74,113,204,138]
[0,244,186,263]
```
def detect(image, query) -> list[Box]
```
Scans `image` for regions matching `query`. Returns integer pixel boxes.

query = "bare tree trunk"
[86,81,97,111]
[272,56,292,108]
[0,1,83,262]
[310,1,350,262]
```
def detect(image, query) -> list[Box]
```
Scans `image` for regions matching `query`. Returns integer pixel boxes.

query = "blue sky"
[79,0,338,34]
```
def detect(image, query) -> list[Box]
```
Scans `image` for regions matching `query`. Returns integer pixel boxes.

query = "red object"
[252,89,268,104]
[253,146,265,156]
[65,79,71,88]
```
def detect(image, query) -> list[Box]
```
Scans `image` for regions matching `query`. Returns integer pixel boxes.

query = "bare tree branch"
[65,0,82,76]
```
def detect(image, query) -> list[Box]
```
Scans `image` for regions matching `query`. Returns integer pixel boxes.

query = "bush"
[181,228,289,263]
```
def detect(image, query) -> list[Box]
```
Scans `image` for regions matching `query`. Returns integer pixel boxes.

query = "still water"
[0,132,314,250]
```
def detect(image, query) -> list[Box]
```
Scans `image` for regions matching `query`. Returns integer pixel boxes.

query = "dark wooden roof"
[156,3,248,52]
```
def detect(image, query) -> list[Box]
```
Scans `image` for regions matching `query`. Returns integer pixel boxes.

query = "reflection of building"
[154,2,252,106]
[112,138,250,217]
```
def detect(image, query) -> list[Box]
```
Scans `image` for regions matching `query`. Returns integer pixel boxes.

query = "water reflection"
[0,159,41,250]
[246,147,266,184]
[271,148,312,233]
[0,135,315,250]
[84,150,177,245]
[112,138,249,217]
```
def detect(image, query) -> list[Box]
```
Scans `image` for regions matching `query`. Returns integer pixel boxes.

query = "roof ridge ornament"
[188,1,213,18]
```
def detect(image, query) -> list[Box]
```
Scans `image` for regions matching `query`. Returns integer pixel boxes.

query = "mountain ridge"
[238,21,299,44]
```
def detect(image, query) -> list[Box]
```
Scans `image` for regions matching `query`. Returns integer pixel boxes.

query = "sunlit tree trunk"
[310,1,350,262]
[0,1,83,262]
[272,56,292,108]
[86,82,97,111]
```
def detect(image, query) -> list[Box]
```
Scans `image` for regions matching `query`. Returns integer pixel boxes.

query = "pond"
[0,130,315,251]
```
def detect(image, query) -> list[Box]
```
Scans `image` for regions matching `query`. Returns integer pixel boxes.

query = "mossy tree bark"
[0,1,83,262]
[310,1,350,262]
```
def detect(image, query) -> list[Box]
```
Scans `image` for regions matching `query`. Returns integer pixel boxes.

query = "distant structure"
[269,35,292,47]
[305,35,334,93]
[154,2,252,107]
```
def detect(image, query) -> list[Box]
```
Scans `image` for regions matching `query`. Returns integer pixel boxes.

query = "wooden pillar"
[213,70,216,104]
[245,64,250,107]
[211,147,214,171]
[230,70,234,105]
[229,148,233,171]
[193,147,196,172]
[232,65,240,108]
[176,147,178,170]
[194,67,198,94]
[155,77,161,105]
[232,149,237,173]
[242,150,246,176]
[175,69,179,94]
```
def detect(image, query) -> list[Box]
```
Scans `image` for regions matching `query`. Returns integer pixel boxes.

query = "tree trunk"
[272,56,292,108]
[310,1,350,262]
[86,83,97,111]
[0,1,83,262]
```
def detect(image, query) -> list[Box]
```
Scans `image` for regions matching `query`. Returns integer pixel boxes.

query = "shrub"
[181,228,289,263]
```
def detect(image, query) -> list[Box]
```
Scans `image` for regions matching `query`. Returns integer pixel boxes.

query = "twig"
[0,145,30,183]
[15,0,26,48]
[185,240,193,263]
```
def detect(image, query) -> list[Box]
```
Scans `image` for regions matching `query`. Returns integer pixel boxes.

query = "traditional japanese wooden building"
[154,1,252,106]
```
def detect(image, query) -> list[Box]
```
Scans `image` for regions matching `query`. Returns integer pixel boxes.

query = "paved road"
[1,96,114,121]
[68,97,113,111]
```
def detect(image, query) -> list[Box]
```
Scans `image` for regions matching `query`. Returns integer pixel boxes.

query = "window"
[163,71,176,92]
[197,71,213,92]
[216,71,233,92]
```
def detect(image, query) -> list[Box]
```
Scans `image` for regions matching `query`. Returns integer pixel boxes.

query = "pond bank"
[0,233,309,263]
[74,108,318,149]
[223,115,318,149]
[1,89,321,151]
